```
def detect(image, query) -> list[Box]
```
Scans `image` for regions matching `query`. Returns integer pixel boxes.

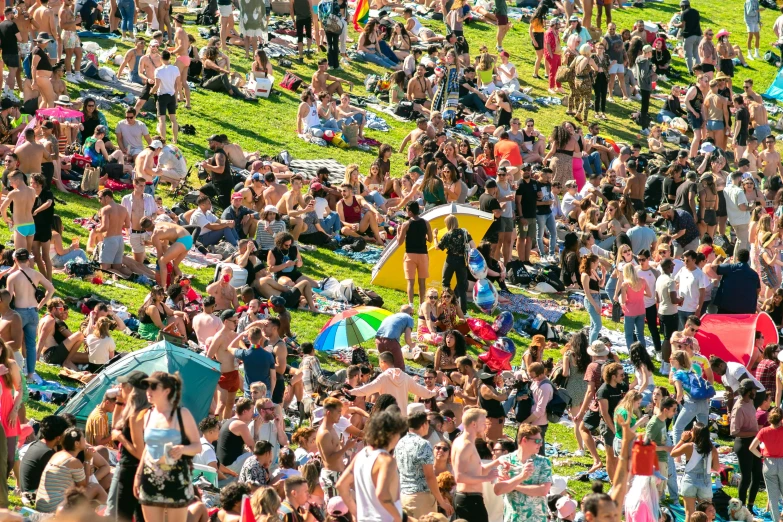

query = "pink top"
[0,377,19,438]
[622,284,646,317]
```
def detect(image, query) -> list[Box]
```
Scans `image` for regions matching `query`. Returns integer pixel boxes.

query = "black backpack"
[542,379,570,422]
[353,287,385,308]
[506,260,532,286]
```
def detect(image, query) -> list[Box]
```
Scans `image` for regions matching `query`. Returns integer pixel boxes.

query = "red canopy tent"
[694,313,779,366]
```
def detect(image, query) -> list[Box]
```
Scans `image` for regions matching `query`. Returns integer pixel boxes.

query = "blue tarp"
[764,66,783,101]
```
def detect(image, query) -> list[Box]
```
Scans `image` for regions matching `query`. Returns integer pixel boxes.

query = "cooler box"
[254,76,274,98]
[192,463,218,487]
[213,262,249,288]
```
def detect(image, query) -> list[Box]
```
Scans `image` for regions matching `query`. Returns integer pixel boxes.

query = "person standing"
[494,423,552,522]
[121,177,156,263]
[619,263,651,350]
[520,362,554,453]
[290,0,312,62]
[451,408,500,522]
[336,409,408,522]
[645,397,678,495]
[731,379,762,509]
[603,23,629,102]
[396,411,453,518]
[744,0,760,60]
[515,165,542,265]
[95,189,132,277]
[659,204,700,256]
[544,19,562,94]
[634,45,656,134]
[0,7,22,94]
[396,201,432,307]
[151,50,180,144]
[434,215,475,312]
[711,249,761,314]
[724,171,752,254]
[750,407,783,521]
[316,397,356,500]
[495,0,509,52]
[678,0,702,74]
[674,250,708,328]
[374,306,414,371]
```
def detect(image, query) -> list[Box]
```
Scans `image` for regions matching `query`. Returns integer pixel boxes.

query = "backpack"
[318,0,345,34]
[506,260,532,286]
[64,260,95,278]
[685,370,716,400]
[542,379,570,423]
[280,72,303,91]
[81,166,100,192]
[353,287,385,307]
[394,101,414,120]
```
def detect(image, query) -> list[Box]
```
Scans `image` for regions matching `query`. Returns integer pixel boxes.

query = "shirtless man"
[698,29,717,81]
[15,128,50,177]
[454,356,479,406]
[31,0,58,60]
[168,15,191,110]
[276,175,307,240]
[14,2,31,84]
[759,136,782,179]
[451,407,500,522]
[743,78,764,105]
[37,298,91,373]
[95,189,131,277]
[268,296,293,338]
[206,266,239,311]
[40,121,65,192]
[193,295,221,346]
[121,177,156,262]
[134,140,162,191]
[134,41,164,114]
[158,0,173,42]
[743,136,760,173]
[622,159,647,211]
[206,309,241,420]
[398,117,428,154]
[311,59,353,96]
[139,217,191,291]
[255,267,317,312]
[316,396,357,499]
[748,98,772,143]
[263,173,287,207]
[240,172,266,212]
[7,249,54,380]
[0,170,36,251]
[221,138,258,170]
[407,63,432,107]
[59,0,83,82]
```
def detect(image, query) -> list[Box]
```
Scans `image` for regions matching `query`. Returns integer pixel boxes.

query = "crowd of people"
[0,0,773,520]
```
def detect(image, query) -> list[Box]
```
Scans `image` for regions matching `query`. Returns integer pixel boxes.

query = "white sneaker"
[607,96,615,102]
[75,73,84,82]
[748,52,755,61]
[65,72,77,83]
[640,128,651,136]
[467,185,478,197]
[574,450,585,457]
[633,93,642,101]
[755,49,761,58]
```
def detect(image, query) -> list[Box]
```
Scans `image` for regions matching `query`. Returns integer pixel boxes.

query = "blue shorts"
[706,119,725,131]
[175,235,193,251]
[755,124,772,142]
[100,235,124,265]
[15,223,35,237]
[688,113,704,130]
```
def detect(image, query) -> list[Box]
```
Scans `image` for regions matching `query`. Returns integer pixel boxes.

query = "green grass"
[5,0,780,508]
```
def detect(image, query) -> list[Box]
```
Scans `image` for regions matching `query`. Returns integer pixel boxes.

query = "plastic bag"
[98,66,117,82]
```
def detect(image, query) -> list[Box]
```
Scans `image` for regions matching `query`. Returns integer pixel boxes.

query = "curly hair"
[364,409,408,449]
[550,124,572,150]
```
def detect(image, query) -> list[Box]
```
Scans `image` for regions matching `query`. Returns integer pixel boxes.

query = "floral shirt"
[238,457,269,487]
[498,453,552,522]
[395,432,434,495]
[437,228,472,258]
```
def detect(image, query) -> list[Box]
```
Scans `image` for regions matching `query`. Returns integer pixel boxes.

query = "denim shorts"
[681,474,712,499]
[706,119,725,131]
[688,113,704,130]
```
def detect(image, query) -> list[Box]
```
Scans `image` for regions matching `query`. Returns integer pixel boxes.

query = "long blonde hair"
[615,244,632,266]
[343,164,361,191]
[615,390,643,423]
[623,263,642,289]
[251,487,281,521]
[477,52,494,72]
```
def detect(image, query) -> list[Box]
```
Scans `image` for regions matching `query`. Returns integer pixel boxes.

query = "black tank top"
[495,107,512,129]
[53,319,68,344]
[405,218,428,254]
[479,384,506,419]
[34,47,52,71]
[216,419,245,466]
[691,85,704,115]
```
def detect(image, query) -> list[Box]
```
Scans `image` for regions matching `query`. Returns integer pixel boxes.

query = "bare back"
[7,267,40,309]
[16,142,46,174]
[452,432,484,493]
[9,186,35,224]
[101,202,129,237]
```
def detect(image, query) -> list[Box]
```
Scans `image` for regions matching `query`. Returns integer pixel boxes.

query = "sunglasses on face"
[427,295,438,300]
[526,438,543,444]
[434,446,449,451]
[148,382,161,391]
[639,257,648,262]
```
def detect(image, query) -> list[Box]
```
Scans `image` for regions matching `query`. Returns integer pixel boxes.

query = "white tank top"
[354,447,402,522]
[304,102,321,131]
[409,16,423,36]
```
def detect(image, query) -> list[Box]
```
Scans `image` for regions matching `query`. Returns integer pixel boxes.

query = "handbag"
[81,166,100,192]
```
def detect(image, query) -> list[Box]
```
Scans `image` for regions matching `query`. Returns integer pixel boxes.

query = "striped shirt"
[255,220,287,251]
[36,457,85,513]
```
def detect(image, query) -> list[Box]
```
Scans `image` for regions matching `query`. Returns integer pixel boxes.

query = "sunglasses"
[638,257,648,262]
[526,438,543,444]
[148,382,161,391]
[434,446,449,451]
[427,295,438,300]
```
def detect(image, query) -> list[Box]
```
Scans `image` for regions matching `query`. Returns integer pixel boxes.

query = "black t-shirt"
[600,183,618,203]
[479,192,501,242]
[644,173,665,208]
[34,189,55,224]
[537,182,553,215]
[681,8,702,38]
[0,21,19,56]
[458,75,476,98]
[584,382,628,427]
[674,180,697,214]
[515,178,540,219]
[19,441,55,492]
[736,106,750,137]
[663,177,683,203]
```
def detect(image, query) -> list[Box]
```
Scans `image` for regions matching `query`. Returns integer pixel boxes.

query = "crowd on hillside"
[0,0,775,520]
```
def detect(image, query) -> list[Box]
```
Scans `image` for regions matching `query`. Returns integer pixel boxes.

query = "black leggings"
[645,304,661,353]
[299,231,332,246]
[594,72,608,113]
[735,436,763,507]
[325,30,340,69]
[640,89,651,129]
[116,462,146,522]
[443,254,468,313]
[454,492,488,522]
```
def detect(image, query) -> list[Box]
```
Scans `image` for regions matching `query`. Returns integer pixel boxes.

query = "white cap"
[149,140,163,150]
[550,476,568,496]
[407,403,426,416]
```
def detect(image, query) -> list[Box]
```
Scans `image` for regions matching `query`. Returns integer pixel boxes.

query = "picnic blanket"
[497,292,567,323]
[89,76,144,97]
[596,326,655,355]
[367,103,411,123]
[335,246,383,265]
[181,251,222,269]
[312,290,354,315]
[289,159,347,185]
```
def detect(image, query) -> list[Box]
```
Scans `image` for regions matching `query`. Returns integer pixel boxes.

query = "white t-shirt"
[580,182,600,198]
[655,273,679,316]
[724,184,751,226]
[314,196,329,219]
[85,334,114,364]
[724,361,765,392]
[636,267,659,308]
[190,208,218,235]
[159,145,187,175]
[561,192,583,216]
[497,61,517,84]
[193,436,218,466]
[154,64,181,95]
[115,120,149,151]
[673,266,709,313]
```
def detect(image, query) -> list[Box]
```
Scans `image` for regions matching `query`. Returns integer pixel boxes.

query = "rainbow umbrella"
[314,306,392,351]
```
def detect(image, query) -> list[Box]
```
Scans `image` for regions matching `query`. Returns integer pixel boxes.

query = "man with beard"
[207,310,241,420]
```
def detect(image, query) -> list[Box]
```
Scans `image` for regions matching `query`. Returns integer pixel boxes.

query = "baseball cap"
[251,160,263,171]
[251,172,262,181]
[678,149,689,158]
[311,181,323,191]
[500,50,509,58]
[207,134,222,143]
[149,39,161,47]
[231,192,243,200]
[13,249,29,261]
[219,309,236,321]
[149,140,163,150]
[263,204,279,214]
[557,497,578,519]
[116,370,149,388]
[327,497,348,516]
[269,295,286,307]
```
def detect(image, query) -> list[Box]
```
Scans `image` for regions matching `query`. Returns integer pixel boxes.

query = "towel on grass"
[335,246,383,264]
[497,293,567,323]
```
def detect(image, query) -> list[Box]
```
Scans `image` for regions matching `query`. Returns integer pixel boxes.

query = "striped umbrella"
[314,306,393,351]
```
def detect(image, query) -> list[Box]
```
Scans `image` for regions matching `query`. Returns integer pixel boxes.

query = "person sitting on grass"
[207,265,240,312]
[49,215,88,268]
[255,267,318,313]
[83,125,124,168]
[267,232,318,288]
[136,285,189,341]
[36,298,90,373]
[336,183,385,245]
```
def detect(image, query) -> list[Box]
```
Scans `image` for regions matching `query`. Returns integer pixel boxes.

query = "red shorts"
[218,370,241,393]
[497,14,508,25]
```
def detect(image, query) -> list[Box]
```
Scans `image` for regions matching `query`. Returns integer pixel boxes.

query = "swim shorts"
[218,370,241,393]
[100,235,124,265]
[61,30,80,49]
[175,235,194,251]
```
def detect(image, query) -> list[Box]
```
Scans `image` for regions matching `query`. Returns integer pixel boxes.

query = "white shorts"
[158,167,187,181]
[746,22,760,33]
[218,4,233,16]
[129,231,151,254]
[608,63,625,75]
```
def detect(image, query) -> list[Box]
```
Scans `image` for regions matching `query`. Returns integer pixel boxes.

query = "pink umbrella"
[36,107,83,121]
